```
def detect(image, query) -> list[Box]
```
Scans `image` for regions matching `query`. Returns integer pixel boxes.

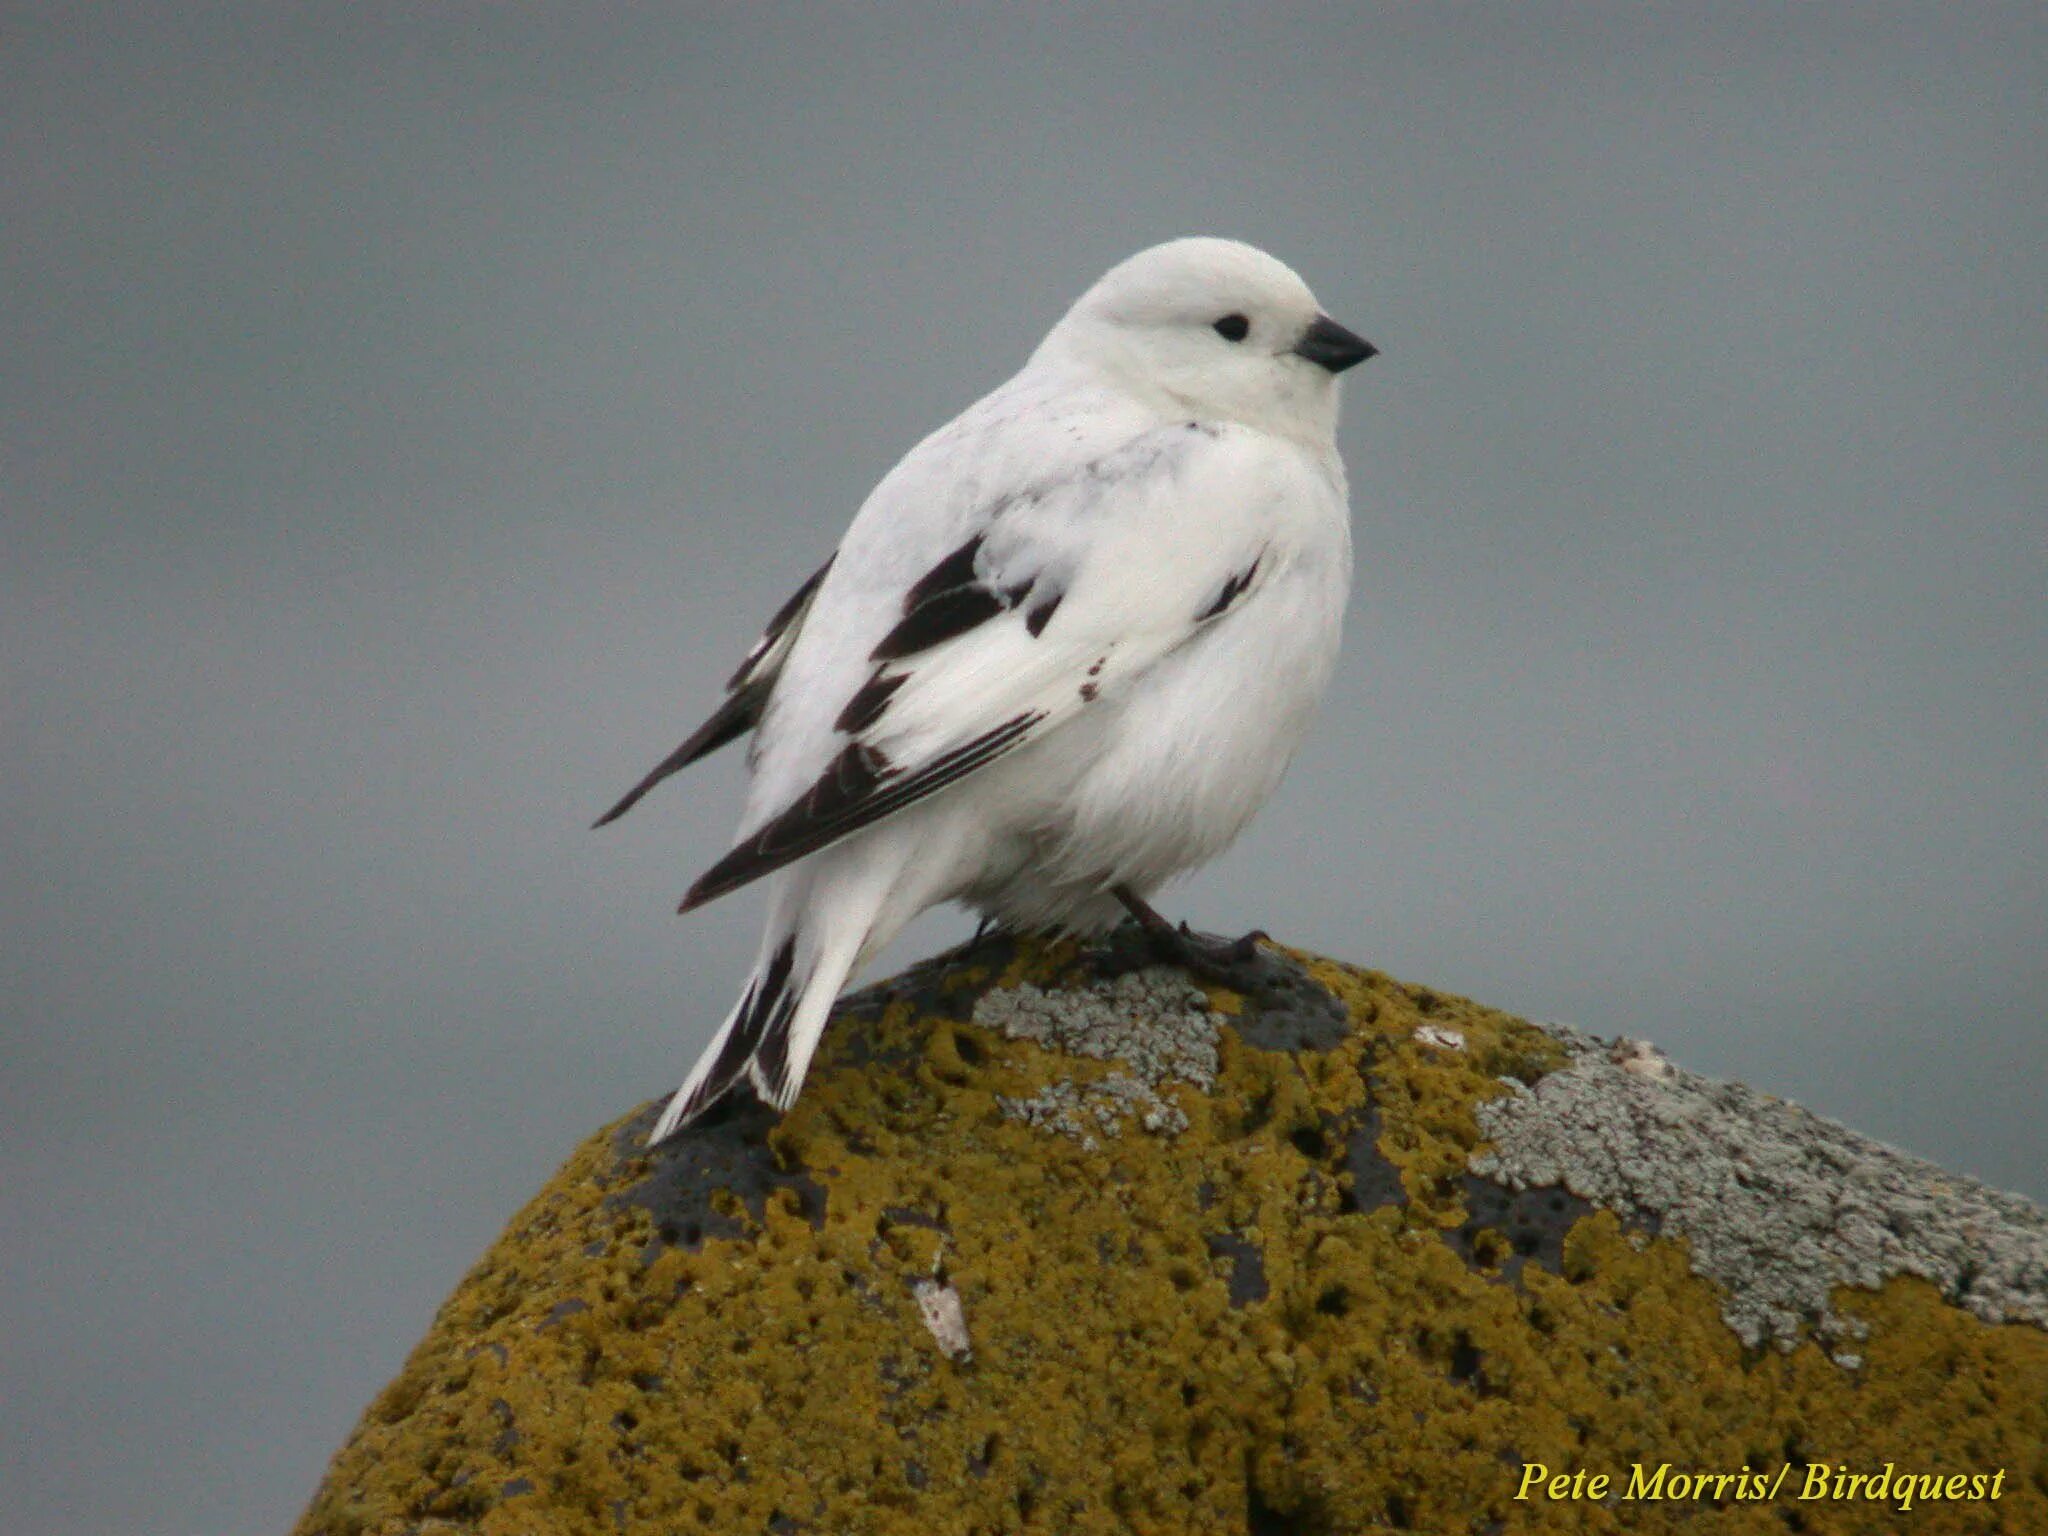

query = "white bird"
[598,237,1375,1143]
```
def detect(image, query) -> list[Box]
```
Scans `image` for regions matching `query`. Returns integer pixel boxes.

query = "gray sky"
[5,6,2044,1532]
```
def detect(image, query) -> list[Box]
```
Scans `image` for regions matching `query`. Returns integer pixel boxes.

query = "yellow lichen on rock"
[296,933,2048,1535]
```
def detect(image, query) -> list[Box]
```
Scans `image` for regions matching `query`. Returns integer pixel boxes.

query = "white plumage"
[597,237,1375,1142]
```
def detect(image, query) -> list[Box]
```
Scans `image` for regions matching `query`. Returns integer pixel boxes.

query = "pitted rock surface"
[295,937,2048,1536]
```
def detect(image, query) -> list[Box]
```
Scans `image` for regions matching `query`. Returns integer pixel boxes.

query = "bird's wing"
[680,419,1302,911]
[592,556,833,828]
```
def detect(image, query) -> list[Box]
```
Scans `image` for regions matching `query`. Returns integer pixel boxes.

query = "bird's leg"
[1111,885,1270,984]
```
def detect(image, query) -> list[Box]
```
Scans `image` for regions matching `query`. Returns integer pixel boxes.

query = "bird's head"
[1036,237,1374,443]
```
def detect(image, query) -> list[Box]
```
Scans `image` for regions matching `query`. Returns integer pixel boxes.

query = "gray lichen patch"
[997,1071,1190,1147]
[976,968,1218,1147]
[1472,1022,2048,1351]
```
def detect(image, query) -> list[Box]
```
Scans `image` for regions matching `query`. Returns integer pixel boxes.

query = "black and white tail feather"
[598,237,1372,1144]
[647,862,885,1142]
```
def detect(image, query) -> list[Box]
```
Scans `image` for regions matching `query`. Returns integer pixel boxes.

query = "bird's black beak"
[1293,315,1377,374]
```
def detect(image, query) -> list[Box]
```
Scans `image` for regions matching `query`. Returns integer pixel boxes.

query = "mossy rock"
[297,931,2048,1534]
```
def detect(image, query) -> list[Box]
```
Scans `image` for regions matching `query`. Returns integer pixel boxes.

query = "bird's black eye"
[1212,314,1250,343]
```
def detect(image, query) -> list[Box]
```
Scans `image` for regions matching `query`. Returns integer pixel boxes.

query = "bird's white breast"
[963,438,1351,931]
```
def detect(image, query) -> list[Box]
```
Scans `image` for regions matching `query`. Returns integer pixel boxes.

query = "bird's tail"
[647,867,887,1145]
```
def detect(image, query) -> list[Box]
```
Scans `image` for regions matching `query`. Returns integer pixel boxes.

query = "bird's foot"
[1149,921,1272,987]
[1112,885,1270,989]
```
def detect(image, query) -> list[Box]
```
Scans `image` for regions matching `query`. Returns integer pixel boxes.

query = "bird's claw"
[1149,922,1270,988]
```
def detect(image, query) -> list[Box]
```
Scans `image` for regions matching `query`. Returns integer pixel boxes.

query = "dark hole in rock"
[1337,1105,1406,1214]
[1449,1335,1482,1382]
[1242,1088,1277,1135]
[1205,1231,1270,1307]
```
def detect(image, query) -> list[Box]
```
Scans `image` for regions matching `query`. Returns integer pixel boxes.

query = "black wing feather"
[871,533,1042,662]
[591,683,767,829]
[834,668,908,734]
[728,558,835,690]
[1197,550,1264,622]
[679,711,1044,912]
[593,557,833,829]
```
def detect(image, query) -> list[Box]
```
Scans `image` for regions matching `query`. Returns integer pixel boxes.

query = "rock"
[296,931,2048,1535]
